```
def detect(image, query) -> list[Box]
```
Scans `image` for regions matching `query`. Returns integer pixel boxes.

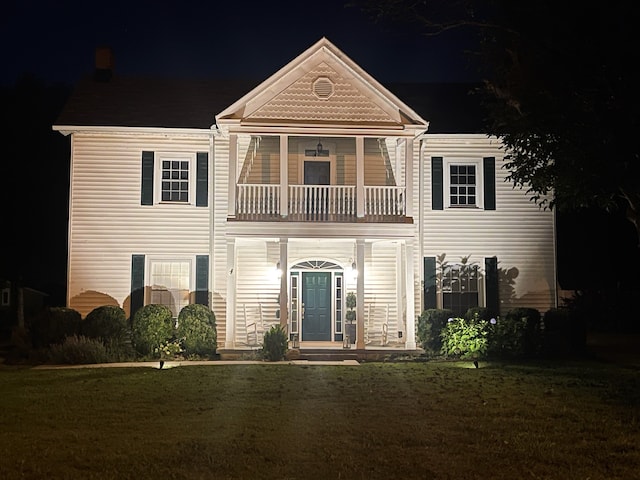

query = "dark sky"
[2,0,480,87]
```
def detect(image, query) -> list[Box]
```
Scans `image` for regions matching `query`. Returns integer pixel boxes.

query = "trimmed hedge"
[490,307,542,358]
[82,305,129,342]
[177,304,217,357]
[29,307,81,348]
[131,304,174,357]
[417,308,454,354]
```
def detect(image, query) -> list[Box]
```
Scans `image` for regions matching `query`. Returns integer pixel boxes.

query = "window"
[449,164,476,206]
[161,159,190,202]
[431,157,496,210]
[149,260,192,318]
[1,288,10,306]
[442,158,484,209]
[141,151,208,207]
[442,263,479,316]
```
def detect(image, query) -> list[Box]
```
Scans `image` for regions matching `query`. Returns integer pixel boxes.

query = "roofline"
[52,125,214,137]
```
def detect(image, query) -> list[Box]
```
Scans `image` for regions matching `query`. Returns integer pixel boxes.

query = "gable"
[217,38,428,132]
[246,62,399,126]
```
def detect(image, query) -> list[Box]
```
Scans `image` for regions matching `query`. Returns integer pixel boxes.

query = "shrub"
[261,325,288,361]
[82,305,129,342]
[490,308,542,358]
[177,304,217,357]
[417,308,454,354]
[441,317,489,360]
[29,307,82,348]
[82,305,135,361]
[47,335,110,364]
[465,307,491,322]
[542,307,586,356]
[131,304,174,357]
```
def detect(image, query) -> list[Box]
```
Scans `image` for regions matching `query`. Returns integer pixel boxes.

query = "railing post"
[405,138,414,218]
[280,135,288,218]
[228,133,237,218]
[356,137,365,218]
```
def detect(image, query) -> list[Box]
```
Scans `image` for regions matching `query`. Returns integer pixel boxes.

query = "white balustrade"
[236,184,405,218]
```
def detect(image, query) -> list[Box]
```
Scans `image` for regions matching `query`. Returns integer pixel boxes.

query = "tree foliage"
[352,0,640,245]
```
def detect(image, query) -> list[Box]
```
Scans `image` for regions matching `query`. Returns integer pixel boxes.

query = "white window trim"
[155,152,197,205]
[443,157,484,209]
[145,256,196,312]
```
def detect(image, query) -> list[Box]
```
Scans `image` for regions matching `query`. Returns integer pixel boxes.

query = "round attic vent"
[313,77,334,99]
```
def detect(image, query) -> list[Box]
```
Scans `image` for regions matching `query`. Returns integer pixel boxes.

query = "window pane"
[150,260,191,317]
[449,163,477,207]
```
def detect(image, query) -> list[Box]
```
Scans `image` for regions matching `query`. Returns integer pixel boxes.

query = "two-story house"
[53,38,557,358]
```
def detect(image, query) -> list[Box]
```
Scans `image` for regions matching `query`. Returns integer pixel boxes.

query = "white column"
[356,238,365,349]
[279,238,289,329]
[280,135,288,218]
[396,242,405,342]
[225,238,236,348]
[405,137,414,218]
[404,239,417,349]
[228,133,237,218]
[356,136,365,218]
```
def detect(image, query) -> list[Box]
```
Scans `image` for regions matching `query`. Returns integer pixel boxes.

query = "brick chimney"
[94,46,114,82]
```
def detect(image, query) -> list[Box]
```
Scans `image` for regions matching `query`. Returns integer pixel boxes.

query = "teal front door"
[302,272,331,341]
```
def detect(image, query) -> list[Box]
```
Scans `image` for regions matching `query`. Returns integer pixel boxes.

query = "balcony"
[235,184,407,223]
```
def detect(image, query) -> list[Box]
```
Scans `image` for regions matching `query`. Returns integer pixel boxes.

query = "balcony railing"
[235,184,406,221]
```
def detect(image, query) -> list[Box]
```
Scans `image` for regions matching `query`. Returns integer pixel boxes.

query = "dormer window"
[313,77,334,100]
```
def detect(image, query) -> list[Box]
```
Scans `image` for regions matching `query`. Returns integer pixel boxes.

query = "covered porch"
[221,231,418,354]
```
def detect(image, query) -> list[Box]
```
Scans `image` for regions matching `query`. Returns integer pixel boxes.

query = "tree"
[352,0,640,246]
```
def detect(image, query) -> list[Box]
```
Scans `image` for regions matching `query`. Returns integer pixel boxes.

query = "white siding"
[418,134,557,315]
[68,132,211,318]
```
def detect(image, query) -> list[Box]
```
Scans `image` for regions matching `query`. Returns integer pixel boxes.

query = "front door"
[304,161,330,185]
[302,272,331,341]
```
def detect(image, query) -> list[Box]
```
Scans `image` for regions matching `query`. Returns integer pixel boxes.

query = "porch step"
[293,349,360,361]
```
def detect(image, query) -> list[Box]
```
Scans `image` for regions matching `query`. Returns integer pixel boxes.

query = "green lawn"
[0,359,638,480]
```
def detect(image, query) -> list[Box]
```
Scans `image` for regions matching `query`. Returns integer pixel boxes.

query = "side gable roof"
[53,38,487,133]
[217,37,428,131]
[54,76,259,130]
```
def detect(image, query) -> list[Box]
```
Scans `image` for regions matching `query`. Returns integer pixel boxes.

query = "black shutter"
[130,255,145,319]
[485,256,499,316]
[195,255,209,306]
[196,152,208,207]
[483,157,496,210]
[432,157,443,210]
[423,256,437,310]
[141,151,154,205]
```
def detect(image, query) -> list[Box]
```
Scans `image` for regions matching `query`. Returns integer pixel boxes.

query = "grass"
[0,359,638,480]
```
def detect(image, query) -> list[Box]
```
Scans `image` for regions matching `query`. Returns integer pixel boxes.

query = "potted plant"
[345,292,356,345]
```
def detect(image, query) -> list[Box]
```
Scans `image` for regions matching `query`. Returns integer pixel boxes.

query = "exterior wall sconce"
[317,139,323,154]
[351,261,358,278]
[275,261,283,280]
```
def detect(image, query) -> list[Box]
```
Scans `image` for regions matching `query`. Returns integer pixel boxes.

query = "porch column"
[279,238,289,329]
[405,138,414,218]
[356,136,365,218]
[225,238,237,348]
[404,239,417,349]
[228,133,238,218]
[356,238,365,349]
[280,135,288,218]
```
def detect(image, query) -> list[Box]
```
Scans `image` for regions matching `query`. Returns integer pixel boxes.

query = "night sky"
[2,0,479,87]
